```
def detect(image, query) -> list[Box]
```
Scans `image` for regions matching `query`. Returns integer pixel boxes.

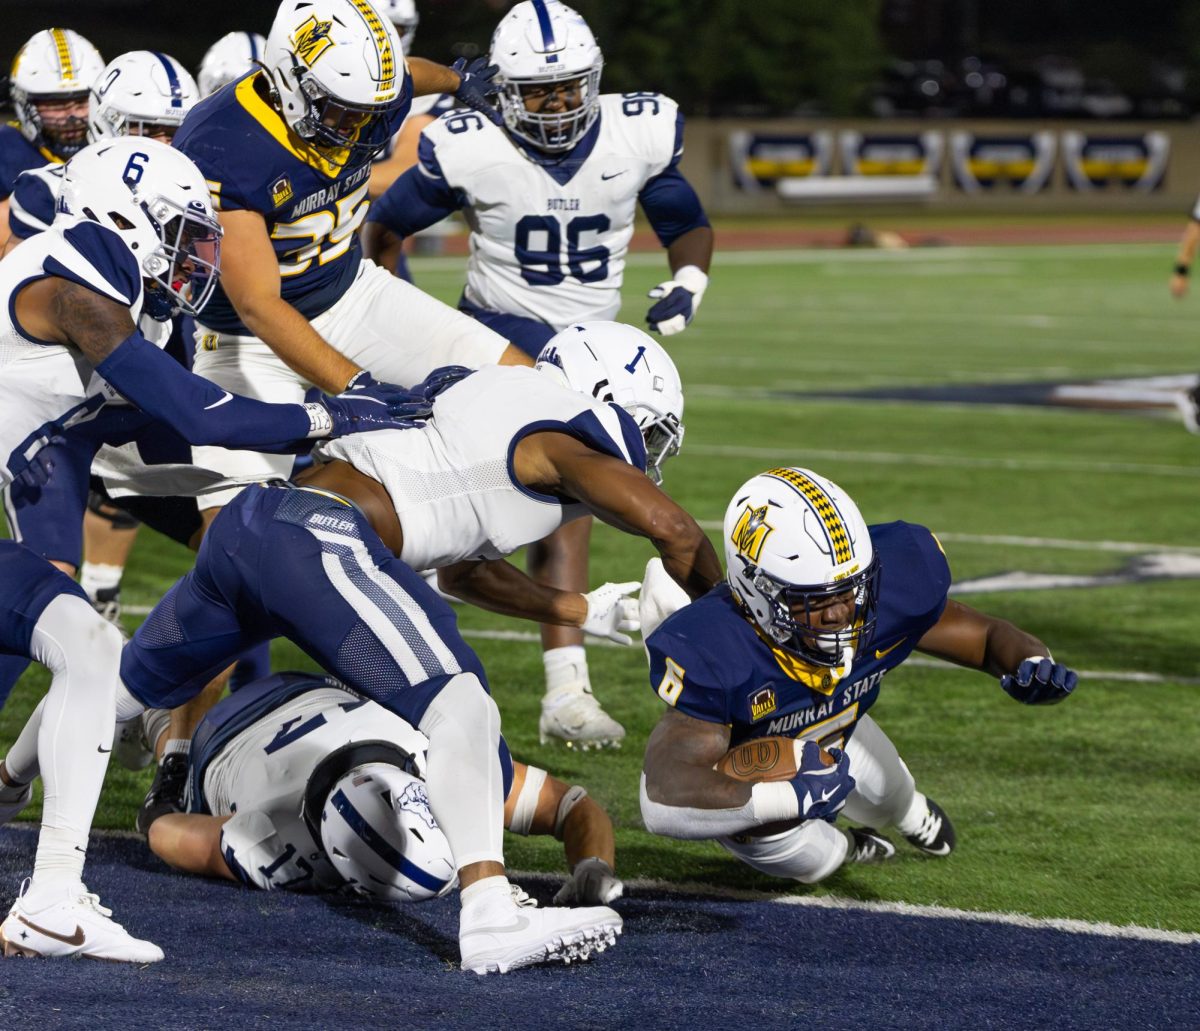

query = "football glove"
[304,383,433,439]
[639,557,691,642]
[7,442,58,505]
[580,581,641,645]
[646,265,708,336]
[1000,656,1078,705]
[553,857,624,906]
[411,364,474,403]
[789,742,855,823]
[450,57,504,127]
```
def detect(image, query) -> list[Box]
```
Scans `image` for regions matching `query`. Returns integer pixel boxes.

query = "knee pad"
[86,491,141,531]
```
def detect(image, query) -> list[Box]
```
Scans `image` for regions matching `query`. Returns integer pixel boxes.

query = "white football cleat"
[0,879,163,962]
[459,884,621,975]
[0,782,32,826]
[538,686,625,749]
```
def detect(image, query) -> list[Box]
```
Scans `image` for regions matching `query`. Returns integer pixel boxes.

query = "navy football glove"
[647,265,708,336]
[1000,656,1078,705]
[411,365,474,402]
[788,741,855,823]
[451,57,503,126]
[304,384,432,439]
[7,444,57,505]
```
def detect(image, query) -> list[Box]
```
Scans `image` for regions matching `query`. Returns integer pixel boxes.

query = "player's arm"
[1170,216,1200,298]
[437,558,587,628]
[20,278,350,450]
[367,113,436,199]
[0,198,12,254]
[539,435,723,598]
[362,135,462,272]
[504,761,622,906]
[916,599,1078,704]
[217,208,361,393]
[146,812,237,882]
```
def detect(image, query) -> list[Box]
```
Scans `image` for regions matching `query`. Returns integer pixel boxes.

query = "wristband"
[1175,263,1190,277]
[303,401,333,439]
[672,264,709,297]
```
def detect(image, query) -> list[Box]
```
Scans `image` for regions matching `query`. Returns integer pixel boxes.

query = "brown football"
[714,736,833,782]
[715,737,834,837]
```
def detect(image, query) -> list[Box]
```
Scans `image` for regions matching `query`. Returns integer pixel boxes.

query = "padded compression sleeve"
[638,774,799,840]
[94,331,313,452]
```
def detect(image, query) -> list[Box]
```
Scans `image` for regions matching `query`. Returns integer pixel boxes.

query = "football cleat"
[459,885,621,975]
[1175,382,1200,435]
[847,826,897,864]
[90,587,123,628]
[135,752,189,835]
[902,797,956,857]
[1,879,163,962]
[0,782,33,826]
[538,686,625,749]
[112,715,154,772]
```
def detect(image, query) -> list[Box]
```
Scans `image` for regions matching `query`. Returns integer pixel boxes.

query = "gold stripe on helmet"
[764,467,853,564]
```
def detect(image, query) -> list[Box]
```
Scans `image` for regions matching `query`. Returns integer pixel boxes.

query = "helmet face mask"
[141,196,222,320]
[290,63,396,160]
[536,321,685,484]
[490,1,603,154]
[724,468,881,680]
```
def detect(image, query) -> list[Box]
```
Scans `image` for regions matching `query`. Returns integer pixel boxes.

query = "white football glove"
[646,264,708,336]
[553,857,625,906]
[639,557,692,642]
[580,581,641,645]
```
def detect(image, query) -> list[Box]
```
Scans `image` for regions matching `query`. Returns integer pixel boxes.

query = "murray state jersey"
[647,523,952,751]
[174,70,412,334]
[0,124,56,200]
[318,364,646,570]
[189,674,431,892]
[0,220,149,486]
[414,93,681,327]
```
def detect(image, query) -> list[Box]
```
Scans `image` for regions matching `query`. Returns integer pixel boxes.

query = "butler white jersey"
[421,93,680,327]
[317,364,647,570]
[0,220,148,486]
[191,679,431,893]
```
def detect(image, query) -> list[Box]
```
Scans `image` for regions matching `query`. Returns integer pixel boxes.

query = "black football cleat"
[135,752,189,836]
[1175,381,1200,435]
[847,826,896,864]
[902,797,956,857]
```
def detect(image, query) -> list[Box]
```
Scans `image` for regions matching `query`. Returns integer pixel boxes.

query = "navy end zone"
[2,826,1194,1029]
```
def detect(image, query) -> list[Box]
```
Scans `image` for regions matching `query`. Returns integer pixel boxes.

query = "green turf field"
[4,239,1198,933]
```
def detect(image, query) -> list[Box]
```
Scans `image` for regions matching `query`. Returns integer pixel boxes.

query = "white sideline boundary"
[512,870,1197,946]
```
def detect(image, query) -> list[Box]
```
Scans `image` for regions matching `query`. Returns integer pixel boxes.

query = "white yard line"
[683,441,1200,479]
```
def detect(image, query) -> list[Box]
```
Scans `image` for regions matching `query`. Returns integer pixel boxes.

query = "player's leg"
[0,546,160,961]
[530,518,625,749]
[841,715,955,856]
[79,495,140,625]
[249,487,621,972]
[316,260,532,384]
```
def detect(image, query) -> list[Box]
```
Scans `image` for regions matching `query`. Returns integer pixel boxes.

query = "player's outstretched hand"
[580,581,641,645]
[305,383,433,439]
[1000,656,1077,705]
[553,857,624,907]
[789,741,855,822]
[646,265,708,336]
[451,57,504,126]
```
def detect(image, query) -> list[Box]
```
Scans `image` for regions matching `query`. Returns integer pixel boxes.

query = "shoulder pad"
[46,221,142,308]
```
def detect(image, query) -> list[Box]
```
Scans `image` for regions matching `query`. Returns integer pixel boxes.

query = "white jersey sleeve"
[219,809,322,892]
[421,94,680,329]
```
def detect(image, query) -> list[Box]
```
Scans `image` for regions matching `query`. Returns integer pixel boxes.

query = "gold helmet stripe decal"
[50,28,75,83]
[764,467,853,564]
[347,0,397,95]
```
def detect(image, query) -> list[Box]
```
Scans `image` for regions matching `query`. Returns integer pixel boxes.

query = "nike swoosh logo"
[97,745,111,753]
[17,916,85,946]
[203,392,233,411]
[923,842,952,856]
[461,914,532,937]
[600,171,627,181]
[875,638,907,660]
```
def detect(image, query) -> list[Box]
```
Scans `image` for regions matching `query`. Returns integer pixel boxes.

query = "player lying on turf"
[139,671,622,906]
[106,322,714,972]
[638,467,1079,885]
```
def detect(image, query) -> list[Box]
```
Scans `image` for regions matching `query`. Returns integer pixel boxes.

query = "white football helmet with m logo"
[263,0,410,162]
[723,468,880,681]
